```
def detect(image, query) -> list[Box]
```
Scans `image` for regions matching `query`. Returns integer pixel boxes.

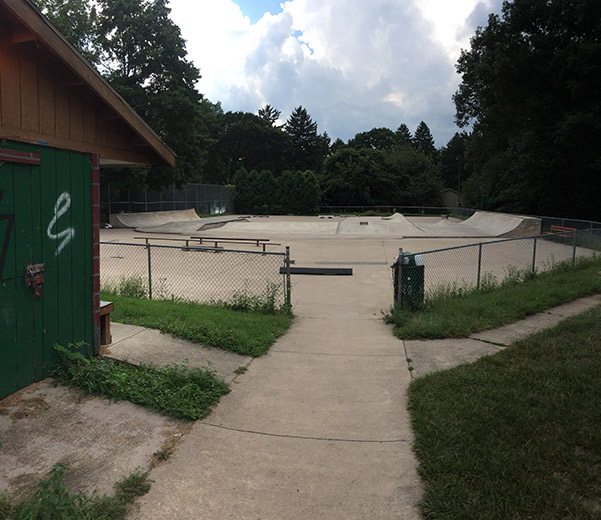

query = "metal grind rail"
[100,241,292,308]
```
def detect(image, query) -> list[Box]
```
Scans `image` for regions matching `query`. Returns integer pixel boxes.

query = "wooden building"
[0,0,176,399]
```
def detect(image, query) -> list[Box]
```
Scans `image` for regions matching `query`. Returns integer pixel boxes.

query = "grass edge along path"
[53,343,229,421]
[100,292,293,357]
[387,257,601,340]
[408,305,601,519]
[0,463,151,520]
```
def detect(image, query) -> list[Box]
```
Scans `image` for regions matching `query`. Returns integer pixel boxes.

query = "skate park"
[95,209,597,518]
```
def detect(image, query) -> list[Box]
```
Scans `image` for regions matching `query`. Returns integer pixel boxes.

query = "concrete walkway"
[133,241,423,519]
[405,294,601,378]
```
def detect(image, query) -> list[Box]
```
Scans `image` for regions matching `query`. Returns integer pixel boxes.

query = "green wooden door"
[0,144,93,400]
[0,161,41,398]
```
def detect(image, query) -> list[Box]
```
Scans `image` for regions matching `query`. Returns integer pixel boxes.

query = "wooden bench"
[545,225,577,237]
[100,301,114,346]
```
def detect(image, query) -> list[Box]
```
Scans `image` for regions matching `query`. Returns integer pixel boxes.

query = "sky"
[169,0,503,147]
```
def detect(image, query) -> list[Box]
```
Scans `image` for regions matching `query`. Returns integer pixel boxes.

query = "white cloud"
[169,0,502,146]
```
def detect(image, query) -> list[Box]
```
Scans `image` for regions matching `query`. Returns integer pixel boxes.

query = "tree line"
[35,0,601,221]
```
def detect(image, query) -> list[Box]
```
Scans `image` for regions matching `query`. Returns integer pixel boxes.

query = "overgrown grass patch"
[386,257,601,339]
[0,463,150,520]
[100,292,292,357]
[53,344,229,420]
[409,305,601,519]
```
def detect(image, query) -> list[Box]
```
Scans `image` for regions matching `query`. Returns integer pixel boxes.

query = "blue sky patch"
[234,0,283,24]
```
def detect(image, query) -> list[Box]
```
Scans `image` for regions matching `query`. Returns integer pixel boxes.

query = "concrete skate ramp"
[337,213,424,235]
[218,218,339,235]
[136,215,246,234]
[110,209,200,229]
[463,211,541,237]
[110,210,246,234]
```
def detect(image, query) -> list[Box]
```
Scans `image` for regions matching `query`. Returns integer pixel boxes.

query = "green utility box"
[392,250,425,310]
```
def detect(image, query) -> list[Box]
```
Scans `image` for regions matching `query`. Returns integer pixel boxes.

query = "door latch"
[25,263,44,298]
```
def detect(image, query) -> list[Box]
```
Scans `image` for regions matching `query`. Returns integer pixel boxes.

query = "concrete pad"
[0,380,184,498]
[136,425,422,520]
[105,323,251,384]
[405,338,504,378]
[207,349,410,441]
[271,317,403,356]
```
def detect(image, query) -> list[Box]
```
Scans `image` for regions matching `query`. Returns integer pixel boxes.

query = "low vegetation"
[0,463,151,520]
[100,291,292,357]
[409,305,601,519]
[53,343,229,420]
[386,257,601,339]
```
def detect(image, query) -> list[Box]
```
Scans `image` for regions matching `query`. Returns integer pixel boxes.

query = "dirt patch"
[0,379,184,498]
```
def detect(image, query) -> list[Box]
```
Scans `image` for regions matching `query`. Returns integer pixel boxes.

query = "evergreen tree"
[258,104,281,126]
[284,106,328,171]
[412,121,437,159]
[395,124,413,147]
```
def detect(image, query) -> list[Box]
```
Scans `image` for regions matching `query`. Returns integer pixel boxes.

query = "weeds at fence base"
[52,343,229,420]
[102,275,148,299]
[0,462,151,520]
[212,282,290,315]
[385,256,601,339]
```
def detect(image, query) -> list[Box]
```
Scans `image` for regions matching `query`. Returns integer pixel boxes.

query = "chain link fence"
[100,183,233,223]
[100,241,291,308]
[392,228,601,307]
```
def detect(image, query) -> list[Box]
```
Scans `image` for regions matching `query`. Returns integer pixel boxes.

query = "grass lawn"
[387,257,601,339]
[101,292,293,357]
[409,305,601,519]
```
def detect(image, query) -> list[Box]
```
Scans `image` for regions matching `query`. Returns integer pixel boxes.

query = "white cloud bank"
[169,0,502,146]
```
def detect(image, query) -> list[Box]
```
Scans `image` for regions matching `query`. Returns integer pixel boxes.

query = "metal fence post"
[147,244,153,299]
[395,248,403,305]
[477,243,483,289]
[285,246,291,308]
[572,231,577,266]
[532,237,537,274]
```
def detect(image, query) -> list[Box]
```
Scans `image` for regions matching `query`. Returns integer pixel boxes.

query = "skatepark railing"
[99,241,292,309]
[394,228,601,305]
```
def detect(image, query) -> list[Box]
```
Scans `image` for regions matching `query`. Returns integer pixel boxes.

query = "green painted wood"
[69,152,88,354]
[30,149,45,381]
[12,161,35,392]
[0,141,94,397]
[38,146,60,378]
[0,162,19,399]
[54,148,74,348]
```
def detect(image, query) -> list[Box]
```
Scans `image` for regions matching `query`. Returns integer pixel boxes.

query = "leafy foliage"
[321,146,442,206]
[454,0,601,220]
[233,168,320,215]
[34,0,100,63]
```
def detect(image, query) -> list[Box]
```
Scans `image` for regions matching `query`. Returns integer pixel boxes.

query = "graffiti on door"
[47,192,75,257]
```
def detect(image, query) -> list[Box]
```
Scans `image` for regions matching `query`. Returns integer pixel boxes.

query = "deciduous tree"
[454,0,601,220]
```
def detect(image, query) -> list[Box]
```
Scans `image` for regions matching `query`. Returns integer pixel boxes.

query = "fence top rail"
[404,229,594,257]
[190,236,270,242]
[99,241,286,257]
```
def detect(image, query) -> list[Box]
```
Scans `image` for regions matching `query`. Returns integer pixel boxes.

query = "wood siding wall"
[0,19,159,166]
